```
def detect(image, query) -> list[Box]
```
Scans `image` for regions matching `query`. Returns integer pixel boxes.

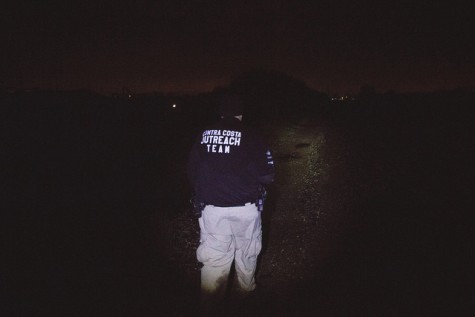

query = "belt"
[207,202,254,208]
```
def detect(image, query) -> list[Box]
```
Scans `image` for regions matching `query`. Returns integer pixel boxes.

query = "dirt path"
[257,122,327,293]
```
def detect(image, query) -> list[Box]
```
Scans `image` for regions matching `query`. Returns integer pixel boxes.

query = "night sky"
[2,0,474,94]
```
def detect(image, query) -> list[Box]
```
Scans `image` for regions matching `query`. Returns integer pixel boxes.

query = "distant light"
[128,94,132,98]
[172,104,176,108]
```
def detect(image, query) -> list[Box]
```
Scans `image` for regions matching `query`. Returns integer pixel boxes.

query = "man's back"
[188,117,273,207]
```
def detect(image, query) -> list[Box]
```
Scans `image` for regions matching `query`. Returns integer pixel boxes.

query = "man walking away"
[187,94,275,313]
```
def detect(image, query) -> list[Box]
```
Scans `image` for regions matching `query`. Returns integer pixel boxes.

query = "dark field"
[3,91,474,316]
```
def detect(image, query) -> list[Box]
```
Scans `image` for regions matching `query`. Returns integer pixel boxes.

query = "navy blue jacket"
[187,117,274,207]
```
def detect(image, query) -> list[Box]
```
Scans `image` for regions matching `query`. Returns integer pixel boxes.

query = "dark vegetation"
[3,72,474,316]
[310,91,474,316]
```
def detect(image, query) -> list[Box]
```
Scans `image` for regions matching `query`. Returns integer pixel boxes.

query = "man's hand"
[190,196,205,218]
[256,185,267,212]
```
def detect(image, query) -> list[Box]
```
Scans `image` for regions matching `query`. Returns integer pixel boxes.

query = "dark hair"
[218,94,243,117]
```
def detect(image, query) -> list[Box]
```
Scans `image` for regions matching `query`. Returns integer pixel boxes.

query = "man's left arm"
[187,138,200,188]
[258,148,275,184]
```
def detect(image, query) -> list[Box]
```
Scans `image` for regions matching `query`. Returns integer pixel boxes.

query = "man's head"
[218,94,243,119]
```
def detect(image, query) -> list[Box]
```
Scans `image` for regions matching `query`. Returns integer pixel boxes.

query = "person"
[187,94,275,310]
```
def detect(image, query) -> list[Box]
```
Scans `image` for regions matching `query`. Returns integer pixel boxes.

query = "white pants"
[197,203,262,300]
